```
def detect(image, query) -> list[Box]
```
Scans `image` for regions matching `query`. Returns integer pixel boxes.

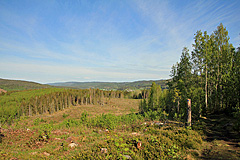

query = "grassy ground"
[0,98,239,159]
[0,98,142,159]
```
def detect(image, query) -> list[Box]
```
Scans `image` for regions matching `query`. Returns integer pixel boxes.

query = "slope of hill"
[0,78,52,91]
[48,79,170,90]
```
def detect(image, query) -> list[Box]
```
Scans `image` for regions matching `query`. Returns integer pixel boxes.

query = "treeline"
[140,24,240,123]
[1,88,63,124]
[0,88,147,125]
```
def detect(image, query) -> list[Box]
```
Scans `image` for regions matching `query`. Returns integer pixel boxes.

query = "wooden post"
[29,104,31,116]
[187,99,191,126]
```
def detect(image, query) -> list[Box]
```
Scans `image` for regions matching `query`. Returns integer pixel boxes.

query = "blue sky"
[0,0,239,83]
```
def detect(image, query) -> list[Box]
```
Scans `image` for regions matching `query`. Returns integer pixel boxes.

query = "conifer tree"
[148,82,158,111]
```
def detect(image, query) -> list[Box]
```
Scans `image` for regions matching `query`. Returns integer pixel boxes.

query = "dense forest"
[139,24,240,130]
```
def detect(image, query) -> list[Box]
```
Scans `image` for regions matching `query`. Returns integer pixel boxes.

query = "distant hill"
[0,78,52,91]
[48,79,170,90]
[0,78,170,91]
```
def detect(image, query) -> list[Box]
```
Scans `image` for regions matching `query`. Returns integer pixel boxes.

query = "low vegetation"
[1,97,239,159]
[0,98,204,159]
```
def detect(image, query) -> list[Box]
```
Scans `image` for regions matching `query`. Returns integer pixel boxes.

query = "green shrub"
[62,113,69,118]
[73,125,202,159]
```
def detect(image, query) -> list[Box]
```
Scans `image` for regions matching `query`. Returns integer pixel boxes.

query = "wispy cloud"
[0,0,239,83]
[0,58,165,83]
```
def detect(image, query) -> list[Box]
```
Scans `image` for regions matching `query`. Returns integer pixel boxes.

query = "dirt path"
[198,114,240,159]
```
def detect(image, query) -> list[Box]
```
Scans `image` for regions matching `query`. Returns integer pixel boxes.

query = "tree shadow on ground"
[196,114,240,159]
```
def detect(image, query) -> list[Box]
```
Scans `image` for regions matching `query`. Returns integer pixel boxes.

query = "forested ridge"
[0,78,52,91]
[0,78,168,91]
[48,79,169,90]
